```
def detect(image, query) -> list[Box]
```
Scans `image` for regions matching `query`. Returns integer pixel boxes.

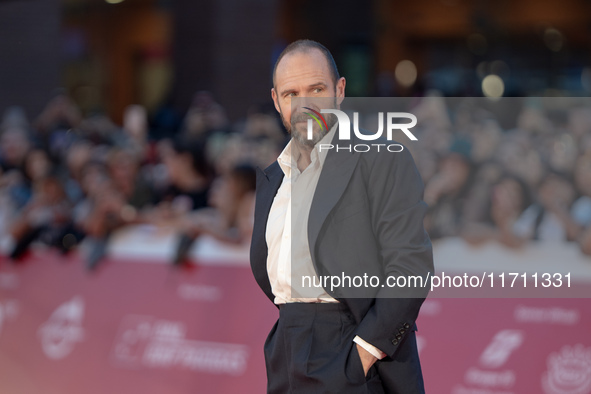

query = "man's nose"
[293,97,325,112]
[293,97,312,114]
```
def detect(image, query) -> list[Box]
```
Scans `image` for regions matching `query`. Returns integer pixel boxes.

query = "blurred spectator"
[1,106,29,130]
[9,174,72,259]
[34,93,82,159]
[25,148,52,183]
[78,149,152,269]
[470,119,502,164]
[150,94,182,140]
[424,140,473,239]
[513,172,577,242]
[572,154,591,255]
[71,160,109,237]
[151,137,211,223]
[548,133,578,174]
[209,133,282,175]
[572,154,591,229]
[121,105,150,161]
[181,91,230,140]
[462,174,532,248]
[0,127,33,209]
[0,126,31,172]
[107,148,153,210]
[173,164,256,264]
[496,132,545,188]
[203,163,256,242]
[62,139,93,203]
[35,93,82,135]
[241,104,286,146]
[581,228,591,256]
[82,176,131,239]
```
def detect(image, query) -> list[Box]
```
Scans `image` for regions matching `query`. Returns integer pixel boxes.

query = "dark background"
[1,0,590,124]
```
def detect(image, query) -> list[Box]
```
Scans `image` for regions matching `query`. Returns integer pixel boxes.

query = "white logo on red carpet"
[542,344,591,394]
[416,335,426,354]
[514,305,580,325]
[111,315,249,375]
[453,330,523,393]
[479,330,524,368]
[0,300,18,337]
[38,296,85,359]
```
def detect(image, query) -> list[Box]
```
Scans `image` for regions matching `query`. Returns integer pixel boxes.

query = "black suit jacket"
[250,132,434,392]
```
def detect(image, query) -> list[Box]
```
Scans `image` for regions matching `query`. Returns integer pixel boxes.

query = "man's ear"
[271,88,281,113]
[336,77,346,105]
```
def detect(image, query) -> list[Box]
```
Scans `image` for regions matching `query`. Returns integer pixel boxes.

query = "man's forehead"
[275,49,332,85]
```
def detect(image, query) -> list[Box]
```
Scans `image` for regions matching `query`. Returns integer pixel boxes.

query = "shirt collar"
[277,123,337,177]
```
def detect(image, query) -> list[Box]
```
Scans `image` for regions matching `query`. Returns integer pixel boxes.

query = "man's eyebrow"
[279,82,328,97]
[279,88,297,97]
[309,82,328,89]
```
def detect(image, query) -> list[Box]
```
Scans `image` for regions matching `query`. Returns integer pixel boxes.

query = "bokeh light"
[482,74,505,98]
[395,60,418,88]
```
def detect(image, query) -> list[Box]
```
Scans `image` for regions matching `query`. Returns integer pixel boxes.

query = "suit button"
[398,329,405,335]
[392,339,398,345]
[404,323,410,329]
[395,334,402,340]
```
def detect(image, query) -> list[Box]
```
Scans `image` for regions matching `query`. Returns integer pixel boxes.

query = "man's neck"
[293,139,313,172]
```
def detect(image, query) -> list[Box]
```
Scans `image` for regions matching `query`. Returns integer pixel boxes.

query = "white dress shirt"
[265,125,385,360]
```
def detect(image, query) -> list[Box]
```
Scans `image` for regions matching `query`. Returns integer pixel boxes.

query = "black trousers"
[264,303,386,394]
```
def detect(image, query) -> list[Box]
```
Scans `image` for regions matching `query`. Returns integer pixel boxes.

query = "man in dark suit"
[250,39,433,393]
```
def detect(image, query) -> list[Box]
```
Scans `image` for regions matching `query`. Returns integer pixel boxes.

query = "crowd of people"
[411,96,591,255]
[0,91,285,268]
[0,93,590,270]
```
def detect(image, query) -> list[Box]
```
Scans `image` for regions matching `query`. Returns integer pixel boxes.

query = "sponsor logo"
[38,296,85,359]
[514,305,580,326]
[480,330,524,369]
[111,315,249,375]
[0,299,19,337]
[177,284,222,302]
[464,368,516,388]
[416,335,426,354]
[542,344,591,394]
[454,330,523,393]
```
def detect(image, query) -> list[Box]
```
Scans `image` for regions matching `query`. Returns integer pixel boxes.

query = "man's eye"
[287,92,297,97]
[314,88,323,93]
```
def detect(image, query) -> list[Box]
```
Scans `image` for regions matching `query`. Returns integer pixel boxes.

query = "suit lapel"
[251,161,284,302]
[308,134,361,267]
[251,136,360,300]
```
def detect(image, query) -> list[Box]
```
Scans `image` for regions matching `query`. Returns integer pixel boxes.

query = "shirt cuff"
[353,335,386,360]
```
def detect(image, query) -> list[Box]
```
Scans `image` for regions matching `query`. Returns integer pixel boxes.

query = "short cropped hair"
[272,39,340,88]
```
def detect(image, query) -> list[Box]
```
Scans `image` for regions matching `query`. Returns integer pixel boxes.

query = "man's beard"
[279,99,338,148]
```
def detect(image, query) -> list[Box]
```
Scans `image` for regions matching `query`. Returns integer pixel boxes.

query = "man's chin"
[289,124,324,146]
[292,133,316,148]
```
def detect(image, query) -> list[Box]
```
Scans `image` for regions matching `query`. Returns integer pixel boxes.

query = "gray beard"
[292,123,329,147]
[280,104,337,148]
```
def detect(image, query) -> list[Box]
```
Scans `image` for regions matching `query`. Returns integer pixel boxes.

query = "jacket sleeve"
[354,146,434,359]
